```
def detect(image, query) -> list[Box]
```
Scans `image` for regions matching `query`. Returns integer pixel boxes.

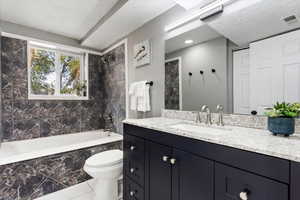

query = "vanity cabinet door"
[215,163,289,200]
[172,149,214,200]
[148,141,172,200]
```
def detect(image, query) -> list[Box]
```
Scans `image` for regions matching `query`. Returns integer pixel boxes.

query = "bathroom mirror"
[164,0,300,115]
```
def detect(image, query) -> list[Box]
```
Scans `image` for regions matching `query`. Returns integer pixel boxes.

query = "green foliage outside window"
[29,46,87,97]
[60,55,82,95]
[30,49,56,95]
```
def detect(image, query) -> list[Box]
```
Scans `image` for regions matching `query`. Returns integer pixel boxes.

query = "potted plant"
[265,102,300,137]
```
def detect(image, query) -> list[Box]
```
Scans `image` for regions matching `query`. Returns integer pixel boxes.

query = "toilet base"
[92,178,119,200]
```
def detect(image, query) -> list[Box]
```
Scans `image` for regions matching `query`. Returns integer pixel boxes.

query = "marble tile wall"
[161,109,271,130]
[1,37,126,142]
[165,59,180,110]
[0,33,2,143]
[0,141,122,200]
[99,44,126,134]
[162,109,300,133]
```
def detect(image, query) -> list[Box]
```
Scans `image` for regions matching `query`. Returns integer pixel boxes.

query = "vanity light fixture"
[185,40,194,44]
[165,0,234,32]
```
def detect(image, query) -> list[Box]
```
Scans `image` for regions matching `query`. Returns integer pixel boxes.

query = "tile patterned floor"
[35,178,123,200]
[35,180,94,200]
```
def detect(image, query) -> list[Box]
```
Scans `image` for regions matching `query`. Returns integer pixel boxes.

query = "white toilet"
[84,150,123,200]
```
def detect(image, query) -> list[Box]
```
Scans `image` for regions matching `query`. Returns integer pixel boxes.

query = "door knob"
[130,168,135,173]
[239,189,250,200]
[162,156,169,162]
[170,158,176,165]
[130,145,136,151]
[130,191,136,197]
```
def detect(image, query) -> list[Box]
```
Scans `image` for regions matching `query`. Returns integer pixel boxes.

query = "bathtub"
[0,130,123,166]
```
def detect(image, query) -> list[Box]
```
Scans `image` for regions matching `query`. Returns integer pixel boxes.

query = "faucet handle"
[195,112,201,123]
[201,105,208,112]
[216,104,224,112]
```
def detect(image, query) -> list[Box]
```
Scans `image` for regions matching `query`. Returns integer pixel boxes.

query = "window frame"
[27,44,89,100]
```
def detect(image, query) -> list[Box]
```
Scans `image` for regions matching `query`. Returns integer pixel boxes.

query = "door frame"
[165,57,183,110]
[233,48,250,114]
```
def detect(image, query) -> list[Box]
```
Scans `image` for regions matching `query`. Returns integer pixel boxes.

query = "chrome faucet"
[216,104,224,126]
[201,105,212,125]
[195,111,201,123]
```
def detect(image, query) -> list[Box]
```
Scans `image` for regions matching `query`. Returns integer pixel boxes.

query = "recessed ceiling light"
[185,40,194,44]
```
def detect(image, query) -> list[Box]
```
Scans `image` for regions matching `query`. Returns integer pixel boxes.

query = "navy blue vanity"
[123,123,300,200]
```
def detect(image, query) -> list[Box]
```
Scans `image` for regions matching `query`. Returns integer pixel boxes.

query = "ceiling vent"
[283,15,299,25]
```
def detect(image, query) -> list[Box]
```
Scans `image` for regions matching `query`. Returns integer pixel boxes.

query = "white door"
[249,30,300,115]
[233,49,250,114]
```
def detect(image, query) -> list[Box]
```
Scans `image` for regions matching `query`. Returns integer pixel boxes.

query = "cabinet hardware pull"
[170,158,176,165]
[239,189,250,200]
[162,156,169,162]
[130,146,136,151]
[130,168,135,173]
[130,191,136,196]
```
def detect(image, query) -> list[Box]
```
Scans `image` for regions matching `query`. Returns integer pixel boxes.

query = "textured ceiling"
[208,0,300,46]
[0,0,119,39]
[81,0,176,50]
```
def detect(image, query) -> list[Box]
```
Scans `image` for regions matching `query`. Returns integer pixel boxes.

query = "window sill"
[28,95,89,101]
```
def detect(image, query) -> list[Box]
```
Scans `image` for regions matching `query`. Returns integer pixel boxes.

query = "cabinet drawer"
[124,124,289,183]
[125,158,145,186]
[125,176,144,200]
[124,134,145,160]
[124,134,145,186]
[215,163,289,200]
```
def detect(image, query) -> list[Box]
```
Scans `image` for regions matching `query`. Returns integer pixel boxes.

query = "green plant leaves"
[265,102,300,118]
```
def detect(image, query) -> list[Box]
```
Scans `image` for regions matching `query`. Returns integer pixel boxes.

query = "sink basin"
[169,123,232,135]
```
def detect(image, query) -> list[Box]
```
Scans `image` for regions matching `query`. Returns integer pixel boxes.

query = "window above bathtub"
[28,41,89,100]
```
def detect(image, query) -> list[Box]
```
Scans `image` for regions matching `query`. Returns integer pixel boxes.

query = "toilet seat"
[85,150,123,168]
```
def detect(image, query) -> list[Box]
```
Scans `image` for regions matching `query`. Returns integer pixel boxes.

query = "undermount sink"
[169,123,232,135]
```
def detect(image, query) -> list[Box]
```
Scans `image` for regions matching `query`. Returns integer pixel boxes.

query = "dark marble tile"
[81,112,104,132]
[165,59,180,110]
[2,100,13,119]
[37,150,91,186]
[13,100,40,121]
[12,119,40,141]
[2,74,13,101]
[40,114,81,137]
[13,83,27,101]
[40,117,65,137]
[0,141,122,200]
[30,179,65,199]
[40,101,65,118]
[59,114,81,134]
[1,37,125,141]
[2,118,13,142]
[61,101,81,117]
[0,160,44,200]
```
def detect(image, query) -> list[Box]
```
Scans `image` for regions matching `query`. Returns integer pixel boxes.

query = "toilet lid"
[85,150,123,168]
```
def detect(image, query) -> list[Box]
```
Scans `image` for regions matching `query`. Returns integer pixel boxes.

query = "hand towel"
[129,81,151,112]
[136,81,151,112]
[129,82,138,111]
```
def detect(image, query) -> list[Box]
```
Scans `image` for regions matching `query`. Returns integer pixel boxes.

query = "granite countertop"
[123,117,300,163]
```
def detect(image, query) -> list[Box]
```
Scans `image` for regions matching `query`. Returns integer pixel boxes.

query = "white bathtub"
[0,130,123,166]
